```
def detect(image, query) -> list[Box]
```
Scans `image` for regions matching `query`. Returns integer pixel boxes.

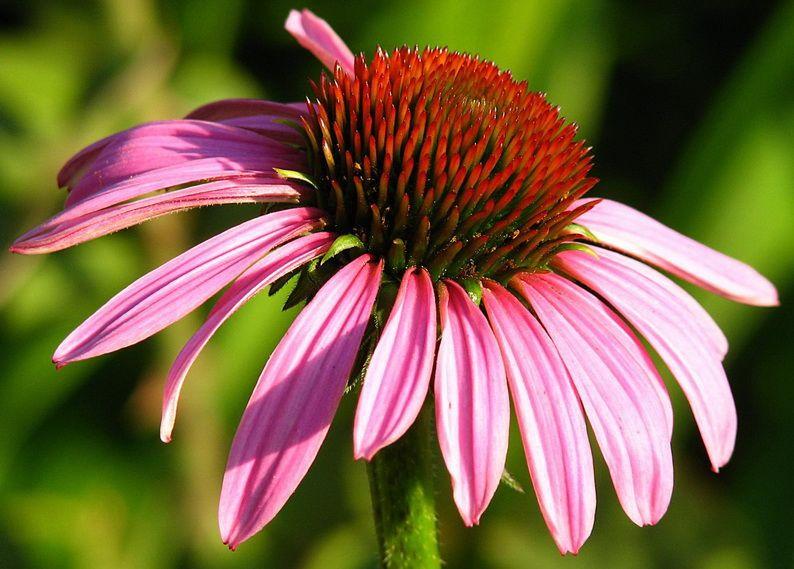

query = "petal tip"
[557,545,581,556]
[459,509,483,527]
[762,292,780,307]
[8,238,39,255]
[352,442,375,462]
[643,510,666,527]
[709,450,731,473]
[553,528,590,556]
[742,277,779,306]
[284,9,301,29]
[52,346,72,367]
[219,522,238,551]
[160,404,178,444]
[52,354,68,370]
[282,7,354,75]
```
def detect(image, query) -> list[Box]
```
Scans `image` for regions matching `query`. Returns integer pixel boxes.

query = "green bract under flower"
[300,46,598,283]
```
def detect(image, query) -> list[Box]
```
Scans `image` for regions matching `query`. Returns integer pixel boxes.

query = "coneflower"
[10,8,777,565]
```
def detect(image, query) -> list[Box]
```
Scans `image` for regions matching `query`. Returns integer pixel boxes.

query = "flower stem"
[366,403,441,568]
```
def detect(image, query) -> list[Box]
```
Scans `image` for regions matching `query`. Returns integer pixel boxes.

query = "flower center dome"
[302,46,597,282]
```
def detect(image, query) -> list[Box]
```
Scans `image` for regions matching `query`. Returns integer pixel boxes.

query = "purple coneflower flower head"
[11,8,778,554]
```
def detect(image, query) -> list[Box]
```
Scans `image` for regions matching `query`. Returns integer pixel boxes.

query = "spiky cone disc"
[301,46,598,284]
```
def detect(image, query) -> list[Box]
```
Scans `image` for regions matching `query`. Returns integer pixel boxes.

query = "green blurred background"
[1,0,793,567]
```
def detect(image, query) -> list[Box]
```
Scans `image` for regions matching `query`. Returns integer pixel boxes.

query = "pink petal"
[186,99,308,145]
[11,177,303,254]
[49,162,294,229]
[285,9,355,75]
[65,120,305,206]
[57,102,305,189]
[218,116,305,145]
[53,207,325,365]
[161,232,335,443]
[560,244,728,360]
[219,254,382,548]
[515,272,674,526]
[482,281,595,554]
[574,198,778,306]
[353,267,436,460]
[185,99,306,122]
[435,280,509,526]
[555,248,737,471]
[57,132,119,189]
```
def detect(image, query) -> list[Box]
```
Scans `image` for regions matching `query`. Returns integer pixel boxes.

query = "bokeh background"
[1,0,793,567]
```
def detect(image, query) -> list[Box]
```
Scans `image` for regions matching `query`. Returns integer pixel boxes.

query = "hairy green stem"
[366,404,441,568]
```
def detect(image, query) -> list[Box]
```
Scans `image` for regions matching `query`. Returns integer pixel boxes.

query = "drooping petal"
[515,272,674,526]
[558,245,728,360]
[11,177,304,254]
[574,198,778,306]
[353,267,436,460]
[57,103,305,190]
[53,207,325,365]
[555,248,737,470]
[435,280,509,526]
[161,232,335,443]
[49,163,296,230]
[285,9,355,75]
[482,281,595,554]
[185,99,308,145]
[185,99,306,122]
[64,120,305,206]
[217,115,306,145]
[57,131,119,189]
[219,254,382,549]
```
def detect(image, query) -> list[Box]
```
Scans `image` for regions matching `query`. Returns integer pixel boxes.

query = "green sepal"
[268,266,302,298]
[565,222,599,242]
[500,469,525,494]
[461,278,483,305]
[551,242,599,258]
[273,117,305,134]
[345,280,397,394]
[321,234,365,265]
[283,259,336,310]
[273,167,318,189]
[346,328,377,394]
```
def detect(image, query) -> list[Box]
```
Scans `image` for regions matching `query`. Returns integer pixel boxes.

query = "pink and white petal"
[161,232,335,443]
[353,267,436,460]
[482,281,595,554]
[53,207,325,365]
[285,9,355,75]
[555,248,737,470]
[515,272,674,526]
[185,99,307,122]
[435,280,509,526]
[65,120,305,206]
[559,244,728,359]
[11,177,304,254]
[219,255,382,548]
[573,198,778,306]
